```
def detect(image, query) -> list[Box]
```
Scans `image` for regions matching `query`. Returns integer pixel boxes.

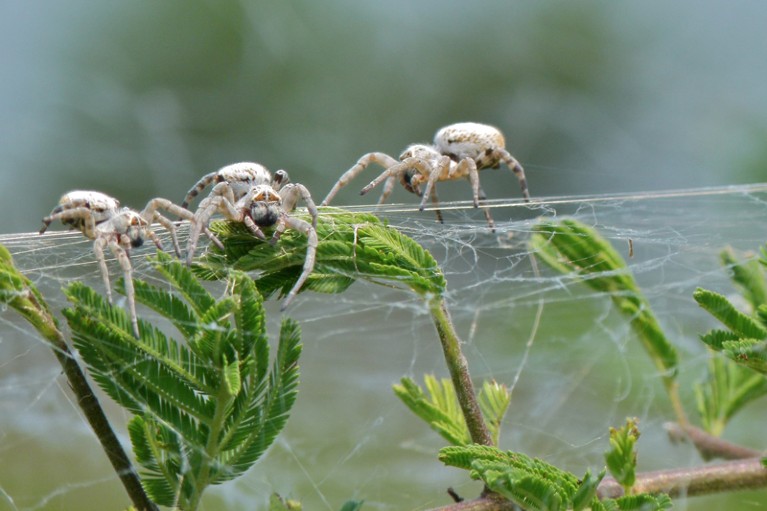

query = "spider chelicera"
[321,122,529,229]
[182,163,318,310]
[39,190,197,337]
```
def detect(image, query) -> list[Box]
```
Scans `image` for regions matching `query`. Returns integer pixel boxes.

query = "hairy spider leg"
[498,150,529,201]
[279,183,318,229]
[39,207,100,237]
[140,198,198,258]
[321,152,400,206]
[185,182,236,266]
[181,171,219,209]
[277,214,318,311]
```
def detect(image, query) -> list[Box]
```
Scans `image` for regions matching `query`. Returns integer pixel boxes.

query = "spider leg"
[360,158,433,201]
[40,207,98,237]
[321,152,399,205]
[185,184,237,265]
[141,198,193,258]
[500,150,530,201]
[278,214,318,311]
[428,186,444,224]
[280,183,318,229]
[377,176,398,205]
[455,158,480,208]
[93,236,114,304]
[181,171,218,209]
[108,237,140,338]
[418,155,452,211]
[477,185,495,232]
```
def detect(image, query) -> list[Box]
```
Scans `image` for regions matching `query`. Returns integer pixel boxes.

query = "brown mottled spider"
[186,180,318,310]
[321,122,529,229]
[40,190,197,337]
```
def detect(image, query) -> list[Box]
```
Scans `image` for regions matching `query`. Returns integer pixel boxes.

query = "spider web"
[2,184,767,510]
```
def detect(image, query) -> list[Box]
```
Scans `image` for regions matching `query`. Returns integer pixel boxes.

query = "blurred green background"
[2,1,767,234]
[3,2,767,511]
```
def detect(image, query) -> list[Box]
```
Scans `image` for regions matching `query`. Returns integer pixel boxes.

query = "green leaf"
[339,500,364,511]
[478,380,511,446]
[530,220,678,382]
[63,254,301,509]
[440,445,670,511]
[721,247,767,312]
[604,418,640,493]
[693,288,767,339]
[695,355,767,436]
[393,375,470,446]
[198,209,446,301]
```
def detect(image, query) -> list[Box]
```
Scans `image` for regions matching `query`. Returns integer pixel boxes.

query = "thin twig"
[664,422,762,460]
[598,457,767,499]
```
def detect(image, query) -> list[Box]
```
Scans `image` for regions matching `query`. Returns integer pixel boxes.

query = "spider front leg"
[321,152,399,205]
[499,150,530,201]
[359,158,434,201]
[39,207,98,237]
[109,237,140,338]
[141,198,193,257]
[280,183,318,229]
[278,214,318,311]
[181,171,218,209]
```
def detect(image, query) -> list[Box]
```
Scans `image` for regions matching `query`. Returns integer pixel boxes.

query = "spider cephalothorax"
[321,122,528,229]
[40,190,199,337]
[185,180,318,310]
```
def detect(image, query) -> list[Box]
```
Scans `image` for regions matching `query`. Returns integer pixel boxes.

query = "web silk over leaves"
[62,252,301,509]
[195,208,446,300]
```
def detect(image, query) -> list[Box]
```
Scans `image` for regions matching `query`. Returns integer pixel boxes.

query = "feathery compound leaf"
[694,287,767,339]
[531,219,678,384]
[694,355,767,436]
[63,255,301,510]
[199,209,445,300]
[393,376,470,446]
[604,418,640,493]
[478,380,511,446]
[721,247,767,311]
[440,445,670,511]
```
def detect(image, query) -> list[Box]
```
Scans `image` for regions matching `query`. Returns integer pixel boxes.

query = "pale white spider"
[40,190,198,337]
[186,180,318,310]
[183,162,290,256]
[181,161,289,209]
[321,122,529,229]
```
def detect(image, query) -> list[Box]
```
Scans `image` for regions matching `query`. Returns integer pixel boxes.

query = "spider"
[40,190,199,337]
[181,161,289,209]
[185,179,318,311]
[321,122,529,229]
[181,162,292,257]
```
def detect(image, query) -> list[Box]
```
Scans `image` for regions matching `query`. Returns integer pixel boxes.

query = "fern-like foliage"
[604,418,639,494]
[695,355,767,437]
[529,219,678,383]
[62,252,301,510]
[439,445,671,511]
[196,208,446,300]
[693,247,767,436]
[393,375,510,446]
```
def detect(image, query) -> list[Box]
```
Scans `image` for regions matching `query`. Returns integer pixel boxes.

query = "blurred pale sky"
[2,1,767,233]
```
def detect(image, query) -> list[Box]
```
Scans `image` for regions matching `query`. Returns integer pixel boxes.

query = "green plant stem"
[185,383,235,511]
[429,297,494,447]
[25,304,157,510]
[0,244,157,511]
[598,457,767,499]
